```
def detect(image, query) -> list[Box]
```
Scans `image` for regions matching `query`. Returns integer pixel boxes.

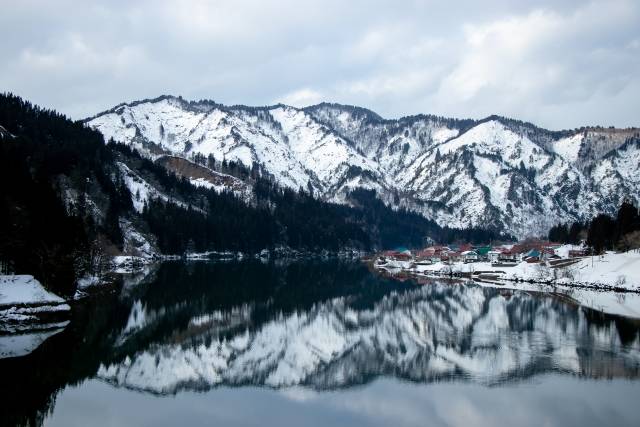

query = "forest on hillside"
[548,200,640,253]
[0,93,506,296]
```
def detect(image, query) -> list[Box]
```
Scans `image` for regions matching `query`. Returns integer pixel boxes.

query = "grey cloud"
[0,0,638,129]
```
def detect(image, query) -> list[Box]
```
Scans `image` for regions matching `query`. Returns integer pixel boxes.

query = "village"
[373,239,640,295]
[378,240,588,266]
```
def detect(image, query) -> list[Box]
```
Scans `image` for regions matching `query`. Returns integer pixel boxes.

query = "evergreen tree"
[616,199,639,240]
[587,214,616,254]
[568,221,584,244]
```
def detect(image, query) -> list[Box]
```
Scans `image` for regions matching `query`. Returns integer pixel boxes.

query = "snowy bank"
[1,275,70,326]
[0,275,67,307]
[0,275,71,358]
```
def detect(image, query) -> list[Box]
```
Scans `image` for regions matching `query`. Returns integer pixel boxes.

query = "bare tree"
[535,263,551,282]
[80,235,111,280]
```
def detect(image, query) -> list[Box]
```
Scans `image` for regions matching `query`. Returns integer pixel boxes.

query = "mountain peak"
[86,96,640,238]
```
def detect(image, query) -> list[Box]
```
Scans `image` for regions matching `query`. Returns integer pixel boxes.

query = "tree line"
[0,93,131,295]
[548,200,640,253]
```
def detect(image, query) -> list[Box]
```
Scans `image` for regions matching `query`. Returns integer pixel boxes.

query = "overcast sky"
[1,0,638,129]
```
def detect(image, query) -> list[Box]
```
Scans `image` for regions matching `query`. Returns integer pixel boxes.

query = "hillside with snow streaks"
[87,96,640,238]
[97,283,640,394]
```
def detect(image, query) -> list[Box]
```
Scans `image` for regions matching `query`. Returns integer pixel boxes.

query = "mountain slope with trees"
[0,94,504,296]
[87,95,640,239]
[548,199,640,253]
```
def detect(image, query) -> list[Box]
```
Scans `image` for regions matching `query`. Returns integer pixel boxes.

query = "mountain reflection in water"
[2,260,640,426]
[100,274,640,393]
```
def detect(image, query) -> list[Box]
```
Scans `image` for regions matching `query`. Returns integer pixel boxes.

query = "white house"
[461,250,479,263]
[487,250,501,263]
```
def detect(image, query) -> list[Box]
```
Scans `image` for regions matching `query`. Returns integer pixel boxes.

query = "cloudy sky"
[1,0,638,129]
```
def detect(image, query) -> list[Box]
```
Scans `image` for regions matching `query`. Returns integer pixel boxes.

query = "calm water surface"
[2,260,640,427]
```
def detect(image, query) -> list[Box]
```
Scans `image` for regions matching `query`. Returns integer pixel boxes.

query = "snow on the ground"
[0,275,67,307]
[0,324,68,358]
[568,251,640,288]
[189,178,215,189]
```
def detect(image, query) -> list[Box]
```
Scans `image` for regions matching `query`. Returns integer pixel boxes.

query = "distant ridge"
[87,95,640,238]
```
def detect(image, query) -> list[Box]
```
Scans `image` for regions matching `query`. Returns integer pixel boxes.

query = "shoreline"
[369,252,640,319]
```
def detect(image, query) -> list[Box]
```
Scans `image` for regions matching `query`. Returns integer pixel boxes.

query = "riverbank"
[0,275,71,323]
[372,250,640,318]
[0,275,71,358]
[375,251,640,290]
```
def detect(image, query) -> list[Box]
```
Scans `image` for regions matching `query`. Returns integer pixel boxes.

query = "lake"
[2,260,640,427]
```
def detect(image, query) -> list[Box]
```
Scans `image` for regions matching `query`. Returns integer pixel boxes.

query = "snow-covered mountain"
[97,283,640,394]
[87,96,640,238]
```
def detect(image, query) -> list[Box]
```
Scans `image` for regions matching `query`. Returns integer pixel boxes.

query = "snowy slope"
[394,120,603,236]
[117,161,204,214]
[87,97,640,238]
[552,134,584,163]
[0,275,67,307]
[89,97,386,200]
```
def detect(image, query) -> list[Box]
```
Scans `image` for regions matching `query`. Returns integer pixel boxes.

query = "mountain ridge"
[86,95,640,238]
[87,94,640,133]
